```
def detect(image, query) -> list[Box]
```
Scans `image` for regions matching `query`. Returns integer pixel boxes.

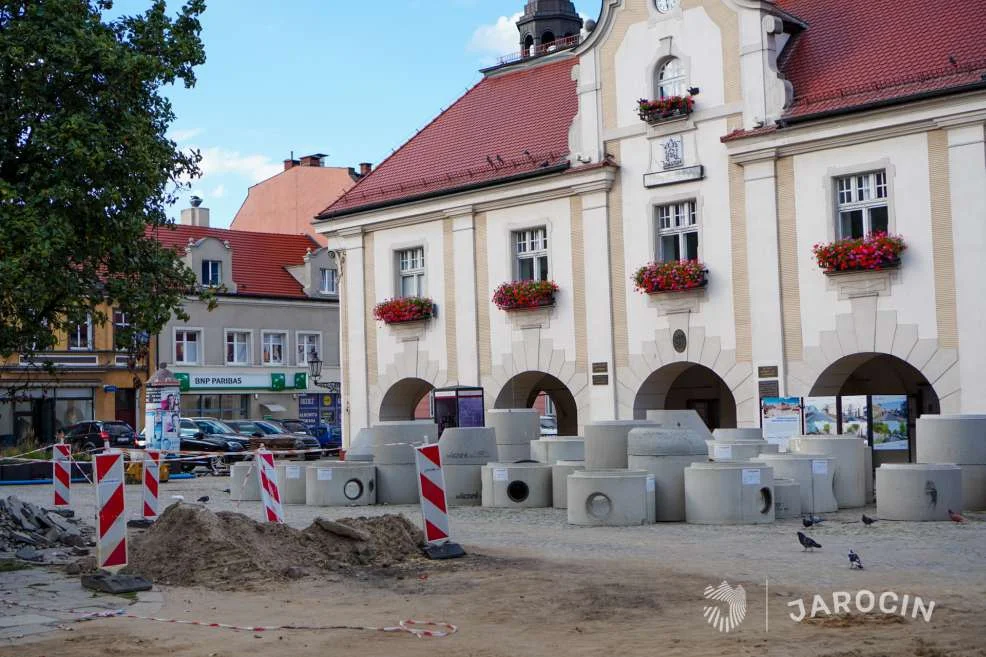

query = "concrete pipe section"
[229,462,261,501]
[372,421,437,448]
[481,462,552,508]
[916,414,986,510]
[530,438,585,464]
[789,435,867,509]
[706,440,762,462]
[443,466,482,506]
[496,444,534,463]
[344,428,376,462]
[684,462,775,525]
[713,428,765,441]
[583,420,656,470]
[275,463,307,505]
[773,478,802,519]
[627,427,707,522]
[373,442,420,505]
[306,463,376,506]
[551,460,586,509]
[645,410,714,441]
[756,454,838,514]
[876,464,962,521]
[567,470,653,527]
[487,408,540,447]
[439,427,497,465]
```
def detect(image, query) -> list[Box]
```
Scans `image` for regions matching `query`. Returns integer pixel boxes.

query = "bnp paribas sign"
[175,372,307,392]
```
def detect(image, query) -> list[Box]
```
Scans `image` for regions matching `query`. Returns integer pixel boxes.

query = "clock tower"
[517,0,583,58]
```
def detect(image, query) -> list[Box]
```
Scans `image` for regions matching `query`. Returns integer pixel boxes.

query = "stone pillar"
[449,208,480,386]
[335,229,368,445]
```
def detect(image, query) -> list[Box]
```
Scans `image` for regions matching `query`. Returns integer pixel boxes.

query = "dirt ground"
[6,547,986,657]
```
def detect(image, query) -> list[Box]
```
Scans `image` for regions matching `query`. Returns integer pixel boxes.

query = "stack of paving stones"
[0,496,94,565]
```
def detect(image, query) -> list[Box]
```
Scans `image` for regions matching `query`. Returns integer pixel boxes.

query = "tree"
[0,0,211,374]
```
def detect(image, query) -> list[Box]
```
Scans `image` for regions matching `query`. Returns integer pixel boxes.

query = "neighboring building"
[318,0,986,449]
[230,153,370,245]
[155,202,341,431]
[0,305,156,443]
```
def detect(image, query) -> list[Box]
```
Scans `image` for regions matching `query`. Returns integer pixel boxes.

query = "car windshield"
[255,420,286,434]
[102,423,133,435]
[540,417,557,430]
[282,420,310,434]
[229,421,259,434]
[196,419,236,435]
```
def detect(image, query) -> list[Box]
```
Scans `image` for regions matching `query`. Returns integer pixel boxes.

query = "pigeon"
[848,549,864,569]
[947,509,967,524]
[862,514,877,526]
[802,516,824,528]
[797,531,822,552]
[197,496,210,504]
[221,488,231,494]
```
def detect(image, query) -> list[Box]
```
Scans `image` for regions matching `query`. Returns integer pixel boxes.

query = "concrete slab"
[0,614,57,628]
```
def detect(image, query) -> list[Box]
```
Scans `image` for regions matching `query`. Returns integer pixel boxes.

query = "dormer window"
[319,268,337,294]
[202,260,222,286]
[657,57,686,99]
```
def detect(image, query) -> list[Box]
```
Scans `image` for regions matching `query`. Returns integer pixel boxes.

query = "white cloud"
[197,147,281,184]
[467,12,523,57]
[209,184,226,199]
[170,127,204,142]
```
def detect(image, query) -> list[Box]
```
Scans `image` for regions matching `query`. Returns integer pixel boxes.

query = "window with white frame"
[68,316,93,351]
[397,247,425,297]
[657,57,686,99]
[319,268,337,294]
[835,170,889,239]
[655,200,699,261]
[297,332,320,366]
[112,309,130,352]
[514,227,549,281]
[174,329,200,364]
[262,332,287,365]
[225,331,251,365]
[201,260,222,286]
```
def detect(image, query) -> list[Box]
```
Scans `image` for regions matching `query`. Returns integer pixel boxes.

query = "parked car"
[274,419,314,436]
[539,415,558,437]
[172,433,247,474]
[65,421,140,451]
[185,417,254,448]
[276,418,341,450]
[239,419,321,460]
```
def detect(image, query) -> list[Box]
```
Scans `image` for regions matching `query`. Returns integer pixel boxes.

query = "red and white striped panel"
[94,452,127,570]
[414,444,450,545]
[52,444,71,507]
[256,450,284,523]
[142,450,161,520]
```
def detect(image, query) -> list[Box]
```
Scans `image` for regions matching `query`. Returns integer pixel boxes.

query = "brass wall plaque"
[758,365,779,378]
[758,380,780,398]
[592,362,608,374]
[592,374,609,386]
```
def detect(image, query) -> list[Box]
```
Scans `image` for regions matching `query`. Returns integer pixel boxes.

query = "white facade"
[322,0,986,446]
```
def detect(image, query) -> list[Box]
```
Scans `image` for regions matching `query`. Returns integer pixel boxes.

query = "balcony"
[638,96,695,124]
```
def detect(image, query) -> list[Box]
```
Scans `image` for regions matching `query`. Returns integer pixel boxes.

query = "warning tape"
[0,447,337,464]
[0,599,456,638]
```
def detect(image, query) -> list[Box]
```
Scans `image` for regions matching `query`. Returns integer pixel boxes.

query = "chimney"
[359,162,373,176]
[283,158,300,170]
[180,197,210,227]
[300,154,324,167]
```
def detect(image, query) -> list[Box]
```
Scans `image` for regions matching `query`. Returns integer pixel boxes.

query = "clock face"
[656,0,680,12]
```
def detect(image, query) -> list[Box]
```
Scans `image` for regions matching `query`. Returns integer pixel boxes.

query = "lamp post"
[307,355,340,394]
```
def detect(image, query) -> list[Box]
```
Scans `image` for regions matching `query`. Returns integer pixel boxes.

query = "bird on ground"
[797,531,822,552]
[221,488,231,494]
[848,550,864,569]
[197,495,210,504]
[862,514,877,526]
[948,509,967,524]
[803,516,824,528]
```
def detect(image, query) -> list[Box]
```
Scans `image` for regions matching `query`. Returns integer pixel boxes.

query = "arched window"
[657,57,686,99]
[523,34,534,57]
[541,31,555,48]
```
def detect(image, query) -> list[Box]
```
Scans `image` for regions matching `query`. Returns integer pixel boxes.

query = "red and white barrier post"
[94,451,128,570]
[256,449,284,523]
[414,444,464,559]
[52,443,72,507]
[142,449,161,520]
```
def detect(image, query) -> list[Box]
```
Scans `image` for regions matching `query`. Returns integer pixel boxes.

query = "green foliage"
[0,0,213,363]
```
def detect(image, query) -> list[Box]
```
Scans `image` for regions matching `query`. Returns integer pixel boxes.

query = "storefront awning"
[261,403,287,413]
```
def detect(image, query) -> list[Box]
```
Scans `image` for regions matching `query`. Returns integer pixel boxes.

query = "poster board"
[144,386,180,452]
[871,395,909,451]
[803,397,838,435]
[760,397,803,450]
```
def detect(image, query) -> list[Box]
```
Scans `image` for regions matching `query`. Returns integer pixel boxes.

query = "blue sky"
[114,1,598,227]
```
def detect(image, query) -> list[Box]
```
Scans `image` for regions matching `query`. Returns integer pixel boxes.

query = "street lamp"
[307,355,340,393]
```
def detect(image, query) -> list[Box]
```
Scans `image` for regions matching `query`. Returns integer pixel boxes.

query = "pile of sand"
[129,504,424,588]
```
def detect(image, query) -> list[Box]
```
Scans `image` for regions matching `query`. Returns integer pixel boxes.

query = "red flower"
[373,297,435,323]
[812,233,905,273]
[492,280,559,310]
[632,260,707,293]
[637,95,694,121]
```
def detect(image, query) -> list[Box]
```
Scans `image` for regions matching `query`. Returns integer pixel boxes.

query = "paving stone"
[0,614,57,628]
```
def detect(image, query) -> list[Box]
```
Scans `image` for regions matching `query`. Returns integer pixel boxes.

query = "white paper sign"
[285,465,301,480]
[742,468,761,485]
[812,460,828,475]
[646,476,656,493]
[493,468,508,482]
[714,444,733,460]
[317,468,332,481]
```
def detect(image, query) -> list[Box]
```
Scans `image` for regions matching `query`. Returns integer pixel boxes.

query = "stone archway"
[379,377,434,422]
[809,353,941,407]
[633,362,738,430]
[495,371,579,436]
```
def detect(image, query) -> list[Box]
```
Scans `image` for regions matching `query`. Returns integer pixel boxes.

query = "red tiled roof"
[151,224,321,300]
[776,0,986,121]
[320,57,578,218]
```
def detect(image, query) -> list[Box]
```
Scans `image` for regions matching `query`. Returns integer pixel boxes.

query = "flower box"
[633,260,708,294]
[493,280,559,311]
[638,95,694,123]
[372,297,435,324]
[812,233,905,274]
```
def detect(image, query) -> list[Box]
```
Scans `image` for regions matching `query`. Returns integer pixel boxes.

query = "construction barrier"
[52,444,72,507]
[414,444,451,544]
[256,448,284,523]
[94,451,128,570]
[142,450,161,520]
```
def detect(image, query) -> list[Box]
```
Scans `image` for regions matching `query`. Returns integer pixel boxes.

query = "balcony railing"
[491,34,582,68]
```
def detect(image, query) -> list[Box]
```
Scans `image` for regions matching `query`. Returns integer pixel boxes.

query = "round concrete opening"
[759,487,772,514]
[506,480,530,503]
[344,479,363,501]
[586,492,613,519]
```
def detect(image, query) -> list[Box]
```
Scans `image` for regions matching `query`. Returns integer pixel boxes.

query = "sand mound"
[129,504,424,588]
